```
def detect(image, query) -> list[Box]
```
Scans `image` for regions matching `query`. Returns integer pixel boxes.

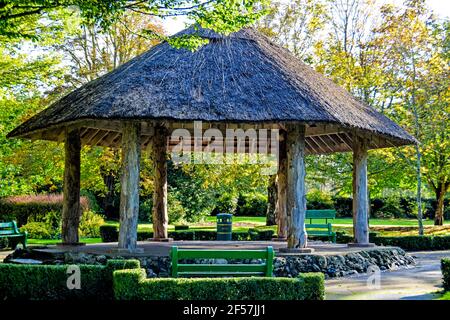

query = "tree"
[57,11,164,86]
[257,0,327,61]
[0,0,269,49]
[374,0,449,226]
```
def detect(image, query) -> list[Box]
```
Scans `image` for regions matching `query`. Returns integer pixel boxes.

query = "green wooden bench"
[170,246,274,278]
[0,221,27,249]
[306,210,336,243]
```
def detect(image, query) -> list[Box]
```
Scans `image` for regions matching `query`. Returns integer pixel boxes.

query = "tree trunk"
[62,128,81,244]
[266,174,277,226]
[286,125,307,249]
[434,182,446,226]
[352,135,369,244]
[118,122,141,250]
[276,130,288,238]
[415,144,424,234]
[152,124,169,239]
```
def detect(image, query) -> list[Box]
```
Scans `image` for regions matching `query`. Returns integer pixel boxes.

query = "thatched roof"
[8,26,416,154]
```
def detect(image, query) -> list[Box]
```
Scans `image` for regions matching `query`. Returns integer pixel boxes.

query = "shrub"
[333,197,352,217]
[307,190,334,209]
[372,235,450,251]
[0,194,89,226]
[99,228,256,242]
[99,225,119,242]
[442,259,450,291]
[248,227,275,240]
[235,193,268,217]
[0,259,140,300]
[114,269,325,300]
[371,197,401,219]
[79,210,105,238]
[168,192,186,224]
[0,237,8,249]
[20,221,56,239]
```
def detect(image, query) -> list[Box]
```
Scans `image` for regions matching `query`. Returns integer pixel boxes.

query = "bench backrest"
[306,210,336,223]
[0,221,20,236]
[171,246,274,278]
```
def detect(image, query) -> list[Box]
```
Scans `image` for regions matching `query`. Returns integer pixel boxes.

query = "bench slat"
[306,210,336,219]
[306,224,331,229]
[307,231,332,236]
[0,230,19,236]
[0,222,14,228]
[178,264,267,273]
[177,249,268,260]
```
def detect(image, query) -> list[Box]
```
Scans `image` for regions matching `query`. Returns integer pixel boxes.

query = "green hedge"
[0,195,89,226]
[442,258,450,291]
[99,225,268,242]
[114,268,325,300]
[0,259,140,300]
[372,235,450,251]
[334,231,450,251]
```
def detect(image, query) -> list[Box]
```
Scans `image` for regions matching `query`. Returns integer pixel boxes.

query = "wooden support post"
[118,122,141,250]
[352,135,370,245]
[286,125,308,249]
[275,130,288,239]
[151,124,169,239]
[62,128,81,244]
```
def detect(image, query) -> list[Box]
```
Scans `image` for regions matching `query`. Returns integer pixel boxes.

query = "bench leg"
[22,234,27,249]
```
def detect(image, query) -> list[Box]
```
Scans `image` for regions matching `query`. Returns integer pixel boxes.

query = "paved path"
[326,250,450,300]
[32,240,387,257]
[0,249,13,262]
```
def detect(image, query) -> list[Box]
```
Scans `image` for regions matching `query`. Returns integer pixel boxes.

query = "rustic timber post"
[286,124,308,249]
[62,128,81,244]
[275,129,288,239]
[151,124,169,239]
[351,134,371,245]
[118,122,141,250]
[266,174,277,226]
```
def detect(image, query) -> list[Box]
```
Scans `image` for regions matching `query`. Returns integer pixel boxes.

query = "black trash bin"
[216,213,232,240]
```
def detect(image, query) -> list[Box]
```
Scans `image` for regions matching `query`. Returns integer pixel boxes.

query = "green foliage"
[442,258,450,291]
[79,210,105,238]
[236,193,268,216]
[99,225,119,242]
[20,221,55,240]
[371,235,450,251]
[99,225,253,242]
[248,227,275,240]
[307,189,334,209]
[1,1,268,50]
[0,194,89,226]
[0,259,140,300]
[114,269,325,300]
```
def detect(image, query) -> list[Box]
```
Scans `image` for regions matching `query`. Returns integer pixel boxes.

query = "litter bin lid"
[217,213,232,218]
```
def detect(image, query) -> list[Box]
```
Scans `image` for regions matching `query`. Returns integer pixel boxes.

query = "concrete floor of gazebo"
[33,240,384,257]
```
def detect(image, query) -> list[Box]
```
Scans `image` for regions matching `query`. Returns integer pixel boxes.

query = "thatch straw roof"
[8,26,416,154]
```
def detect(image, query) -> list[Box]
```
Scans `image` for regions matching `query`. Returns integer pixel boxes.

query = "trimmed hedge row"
[99,225,274,242]
[113,268,325,300]
[442,259,450,291]
[0,259,140,300]
[372,235,450,251]
[0,195,89,226]
[334,231,450,251]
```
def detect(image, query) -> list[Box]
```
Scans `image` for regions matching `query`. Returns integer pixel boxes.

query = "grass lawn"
[438,292,450,300]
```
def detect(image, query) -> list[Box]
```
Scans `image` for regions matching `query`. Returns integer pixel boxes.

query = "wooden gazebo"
[8,27,416,252]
